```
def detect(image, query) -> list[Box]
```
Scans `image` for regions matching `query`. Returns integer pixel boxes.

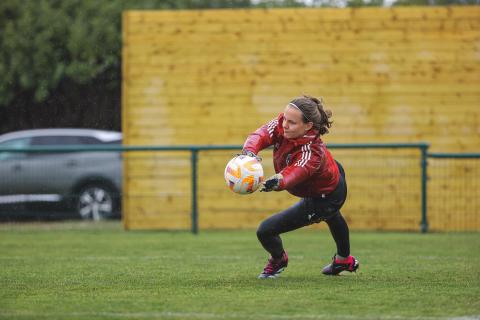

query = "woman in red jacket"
[242,95,359,279]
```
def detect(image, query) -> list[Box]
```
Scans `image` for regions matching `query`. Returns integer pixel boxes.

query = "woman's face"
[282,105,313,139]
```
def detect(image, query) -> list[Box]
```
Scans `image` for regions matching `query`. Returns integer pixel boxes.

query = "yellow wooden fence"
[122,6,480,231]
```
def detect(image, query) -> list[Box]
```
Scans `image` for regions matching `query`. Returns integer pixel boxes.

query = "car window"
[103,139,122,145]
[31,136,86,146]
[80,136,102,145]
[0,137,32,161]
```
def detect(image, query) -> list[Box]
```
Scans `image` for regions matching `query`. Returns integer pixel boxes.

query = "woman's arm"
[242,117,280,156]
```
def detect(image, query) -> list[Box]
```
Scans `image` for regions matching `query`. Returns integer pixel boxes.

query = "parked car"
[0,129,122,220]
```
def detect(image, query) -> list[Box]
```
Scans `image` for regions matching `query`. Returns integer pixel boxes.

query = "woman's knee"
[325,211,350,229]
[256,219,273,240]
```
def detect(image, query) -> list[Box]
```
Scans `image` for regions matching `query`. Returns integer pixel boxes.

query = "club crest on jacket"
[286,154,291,165]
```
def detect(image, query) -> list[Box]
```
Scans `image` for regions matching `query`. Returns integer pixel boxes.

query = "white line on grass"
[0,311,478,320]
[0,254,305,261]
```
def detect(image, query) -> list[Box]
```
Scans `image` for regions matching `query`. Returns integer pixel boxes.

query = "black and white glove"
[241,149,262,162]
[260,174,283,192]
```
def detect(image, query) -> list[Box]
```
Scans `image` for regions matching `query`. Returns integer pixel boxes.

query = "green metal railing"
[427,153,480,159]
[2,143,478,232]
[0,143,433,233]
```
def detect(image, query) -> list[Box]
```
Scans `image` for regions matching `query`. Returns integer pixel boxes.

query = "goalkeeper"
[242,95,359,279]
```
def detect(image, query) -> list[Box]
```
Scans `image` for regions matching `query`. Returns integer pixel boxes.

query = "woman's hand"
[260,174,283,192]
[241,149,262,162]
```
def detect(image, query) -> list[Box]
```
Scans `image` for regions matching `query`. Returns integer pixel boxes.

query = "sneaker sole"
[258,267,286,279]
[323,259,360,276]
[340,259,360,274]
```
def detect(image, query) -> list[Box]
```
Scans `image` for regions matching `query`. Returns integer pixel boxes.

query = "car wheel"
[76,184,117,221]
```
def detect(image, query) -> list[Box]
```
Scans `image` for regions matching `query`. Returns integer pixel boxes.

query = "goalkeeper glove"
[260,174,283,192]
[241,149,262,162]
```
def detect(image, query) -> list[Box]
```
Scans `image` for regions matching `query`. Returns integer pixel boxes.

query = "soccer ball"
[224,155,264,194]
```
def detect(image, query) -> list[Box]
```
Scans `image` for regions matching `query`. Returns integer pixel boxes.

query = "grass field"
[0,221,479,320]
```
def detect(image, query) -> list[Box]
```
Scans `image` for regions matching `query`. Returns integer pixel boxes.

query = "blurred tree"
[346,0,384,6]
[251,0,306,7]
[0,0,127,107]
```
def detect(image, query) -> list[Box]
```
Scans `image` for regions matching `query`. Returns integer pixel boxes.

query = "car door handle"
[12,164,21,172]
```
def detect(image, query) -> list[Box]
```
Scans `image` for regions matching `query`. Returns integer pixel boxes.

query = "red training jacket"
[243,113,340,198]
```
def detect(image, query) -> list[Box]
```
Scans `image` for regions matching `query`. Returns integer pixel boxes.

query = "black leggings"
[256,161,350,259]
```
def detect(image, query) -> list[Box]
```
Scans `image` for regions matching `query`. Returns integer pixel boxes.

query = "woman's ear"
[305,122,313,131]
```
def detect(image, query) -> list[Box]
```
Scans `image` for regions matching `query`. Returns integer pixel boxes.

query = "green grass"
[0,221,479,320]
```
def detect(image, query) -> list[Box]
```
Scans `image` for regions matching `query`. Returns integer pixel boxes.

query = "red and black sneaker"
[322,255,359,275]
[258,251,288,279]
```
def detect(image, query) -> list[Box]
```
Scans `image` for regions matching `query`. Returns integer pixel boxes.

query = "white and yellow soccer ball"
[224,155,264,194]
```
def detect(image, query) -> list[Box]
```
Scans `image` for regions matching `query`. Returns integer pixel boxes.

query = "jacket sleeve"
[242,118,279,155]
[277,143,322,190]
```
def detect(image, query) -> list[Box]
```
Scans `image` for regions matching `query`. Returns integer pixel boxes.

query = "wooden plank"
[124,61,477,79]
[125,8,355,24]
[126,19,480,37]
[125,28,480,44]
[124,7,480,24]
[125,83,480,97]
[123,62,480,80]
[123,74,480,87]
[123,93,480,107]
[125,41,477,57]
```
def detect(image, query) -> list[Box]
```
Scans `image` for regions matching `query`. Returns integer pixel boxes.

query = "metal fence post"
[420,144,429,233]
[191,148,199,234]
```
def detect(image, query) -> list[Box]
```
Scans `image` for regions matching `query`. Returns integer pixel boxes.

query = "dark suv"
[0,129,122,220]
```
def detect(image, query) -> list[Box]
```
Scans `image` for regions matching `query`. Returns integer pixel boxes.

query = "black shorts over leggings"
[259,160,346,229]
[256,161,349,257]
